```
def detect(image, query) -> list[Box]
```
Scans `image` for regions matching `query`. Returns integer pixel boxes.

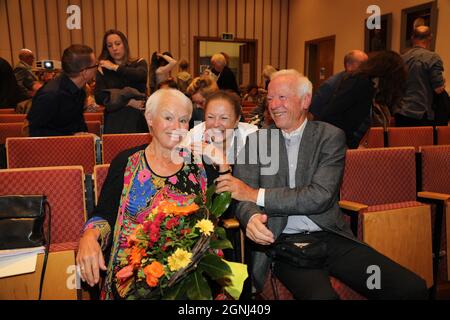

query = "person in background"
[210,53,239,94]
[95,29,149,134]
[14,48,39,99]
[27,45,96,136]
[157,78,179,90]
[309,50,368,119]
[186,76,219,129]
[150,51,177,93]
[261,65,277,91]
[0,57,28,107]
[394,26,446,126]
[15,79,43,114]
[176,59,192,93]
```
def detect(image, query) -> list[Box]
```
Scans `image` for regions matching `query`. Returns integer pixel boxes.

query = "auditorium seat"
[0,108,16,114]
[340,147,433,287]
[0,114,26,123]
[0,123,24,144]
[387,126,434,151]
[102,133,151,164]
[93,164,110,204]
[436,126,450,145]
[6,135,96,174]
[418,145,450,291]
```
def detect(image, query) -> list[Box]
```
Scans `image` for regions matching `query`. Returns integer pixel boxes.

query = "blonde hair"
[262,65,277,79]
[186,76,219,98]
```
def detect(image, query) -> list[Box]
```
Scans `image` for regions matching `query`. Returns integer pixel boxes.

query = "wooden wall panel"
[126,0,139,56]
[0,0,13,62]
[198,0,208,37]
[208,0,218,37]
[93,0,105,57]
[6,0,24,66]
[103,0,116,31]
[137,0,149,62]
[158,0,169,51]
[236,0,245,39]
[217,0,227,35]
[1,0,289,83]
[169,0,180,59]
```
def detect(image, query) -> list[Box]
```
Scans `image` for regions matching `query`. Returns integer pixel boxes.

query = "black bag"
[0,195,49,249]
[0,195,51,300]
[267,233,327,269]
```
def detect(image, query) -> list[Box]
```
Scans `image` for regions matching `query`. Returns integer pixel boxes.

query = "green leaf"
[205,184,216,209]
[185,270,212,300]
[210,239,233,250]
[215,227,227,240]
[162,278,188,300]
[198,254,232,280]
[211,191,232,217]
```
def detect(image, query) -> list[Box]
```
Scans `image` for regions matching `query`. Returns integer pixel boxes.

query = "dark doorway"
[304,35,336,92]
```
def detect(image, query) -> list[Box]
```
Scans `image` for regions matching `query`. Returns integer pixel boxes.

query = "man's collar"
[281,119,308,139]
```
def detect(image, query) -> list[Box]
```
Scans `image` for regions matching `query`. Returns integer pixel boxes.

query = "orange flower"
[146,274,159,287]
[116,265,134,282]
[144,261,165,279]
[129,246,145,267]
[128,225,143,246]
[162,202,200,217]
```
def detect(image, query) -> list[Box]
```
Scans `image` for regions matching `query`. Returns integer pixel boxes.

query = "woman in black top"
[95,30,149,134]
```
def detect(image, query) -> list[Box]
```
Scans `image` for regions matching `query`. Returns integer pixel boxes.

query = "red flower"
[166,217,180,230]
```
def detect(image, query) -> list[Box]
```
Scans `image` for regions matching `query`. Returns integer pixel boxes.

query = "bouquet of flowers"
[116,185,241,300]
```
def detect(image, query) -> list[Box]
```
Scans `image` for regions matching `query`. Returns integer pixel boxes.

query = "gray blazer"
[234,120,356,292]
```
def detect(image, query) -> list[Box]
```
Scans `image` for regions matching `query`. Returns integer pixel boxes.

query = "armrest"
[418,191,450,202]
[338,200,369,212]
[222,218,240,229]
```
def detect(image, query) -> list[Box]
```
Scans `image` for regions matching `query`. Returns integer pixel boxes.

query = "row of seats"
[4,133,152,173]
[362,126,450,149]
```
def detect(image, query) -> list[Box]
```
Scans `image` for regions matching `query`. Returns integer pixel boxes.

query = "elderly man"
[210,53,239,94]
[394,26,446,126]
[14,49,39,99]
[216,69,428,300]
[27,45,97,136]
[309,50,368,119]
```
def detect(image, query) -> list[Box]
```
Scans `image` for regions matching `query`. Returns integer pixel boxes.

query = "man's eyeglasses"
[82,63,99,71]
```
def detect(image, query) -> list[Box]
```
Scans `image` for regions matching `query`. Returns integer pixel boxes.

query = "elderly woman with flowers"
[76,88,215,300]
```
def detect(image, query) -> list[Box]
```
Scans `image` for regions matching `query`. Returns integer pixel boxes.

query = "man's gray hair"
[145,88,193,118]
[270,69,313,97]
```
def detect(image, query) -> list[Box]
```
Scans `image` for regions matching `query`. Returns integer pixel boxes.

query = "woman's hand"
[99,60,119,72]
[127,99,145,111]
[76,228,107,287]
[215,174,259,202]
[190,141,227,167]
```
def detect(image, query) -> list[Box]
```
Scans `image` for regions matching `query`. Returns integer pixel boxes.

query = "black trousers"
[272,231,428,300]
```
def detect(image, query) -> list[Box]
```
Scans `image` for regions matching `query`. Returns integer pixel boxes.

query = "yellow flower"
[168,248,192,271]
[195,219,214,236]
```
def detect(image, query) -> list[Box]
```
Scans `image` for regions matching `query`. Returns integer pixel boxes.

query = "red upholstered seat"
[387,126,434,151]
[340,147,433,287]
[6,135,96,174]
[0,122,24,144]
[419,145,450,283]
[93,164,110,204]
[0,114,26,123]
[102,133,151,164]
[436,126,450,146]
[0,166,87,250]
[0,108,16,114]
[359,127,384,148]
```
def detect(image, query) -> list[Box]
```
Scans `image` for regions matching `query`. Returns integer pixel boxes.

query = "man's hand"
[215,174,258,202]
[246,214,274,245]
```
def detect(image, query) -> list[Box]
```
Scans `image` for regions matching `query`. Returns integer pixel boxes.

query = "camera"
[36,60,61,70]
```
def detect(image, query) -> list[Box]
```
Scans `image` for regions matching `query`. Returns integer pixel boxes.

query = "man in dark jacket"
[28,45,97,137]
